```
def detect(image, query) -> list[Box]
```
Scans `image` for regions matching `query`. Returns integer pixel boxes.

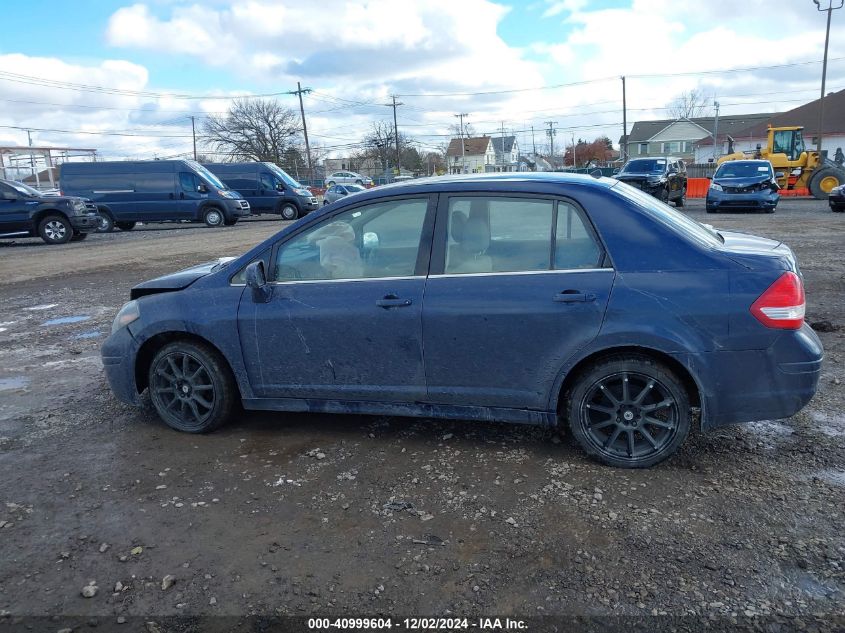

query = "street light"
[813,0,844,156]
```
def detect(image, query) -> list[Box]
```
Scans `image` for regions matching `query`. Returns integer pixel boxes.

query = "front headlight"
[709,182,723,191]
[112,300,140,333]
[220,190,239,199]
[295,188,311,196]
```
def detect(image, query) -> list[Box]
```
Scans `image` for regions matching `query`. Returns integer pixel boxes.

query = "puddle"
[0,376,29,392]
[26,304,58,311]
[72,330,104,340]
[41,316,90,326]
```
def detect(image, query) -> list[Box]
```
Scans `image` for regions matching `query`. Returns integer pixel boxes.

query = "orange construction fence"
[687,178,810,198]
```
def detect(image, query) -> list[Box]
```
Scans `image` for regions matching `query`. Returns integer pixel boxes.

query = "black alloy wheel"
[565,356,691,468]
[148,341,235,433]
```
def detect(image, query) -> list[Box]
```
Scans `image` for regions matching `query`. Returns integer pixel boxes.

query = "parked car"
[706,160,781,214]
[203,162,318,220]
[615,157,687,206]
[326,171,373,187]
[102,172,822,468]
[829,184,845,212]
[60,160,251,231]
[0,179,100,244]
[323,183,366,205]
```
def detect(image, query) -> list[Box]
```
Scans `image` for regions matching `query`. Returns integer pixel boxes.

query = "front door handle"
[376,294,413,308]
[554,290,596,303]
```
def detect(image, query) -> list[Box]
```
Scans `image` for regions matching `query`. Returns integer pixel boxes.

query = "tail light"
[750,271,805,329]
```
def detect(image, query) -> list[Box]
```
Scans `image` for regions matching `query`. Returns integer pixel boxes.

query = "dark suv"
[615,157,687,206]
[0,179,100,244]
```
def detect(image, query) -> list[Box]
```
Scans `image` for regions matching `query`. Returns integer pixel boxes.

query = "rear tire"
[279,203,298,220]
[808,167,845,200]
[96,212,114,233]
[148,341,236,433]
[38,214,73,244]
[115,221,136,231]
[203,207,224,227]
[563,355,691,468]
[674,188,686,207]
[706,206,717,213]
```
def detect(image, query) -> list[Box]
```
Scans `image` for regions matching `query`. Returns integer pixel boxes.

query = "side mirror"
[197,183,208,193]
[276,183,285,192]
[245,261,271,303]
[612,168,620,175]
[341,190,348,196]
[774,172,785,179]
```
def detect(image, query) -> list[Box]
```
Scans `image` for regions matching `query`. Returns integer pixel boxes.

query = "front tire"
[96,212,114,233]
[279,203,299,220]
[148,341,236,433]
[203,207,224,227]
[115,221,136,231]
[38,214,73,244]
[563,355,691,468]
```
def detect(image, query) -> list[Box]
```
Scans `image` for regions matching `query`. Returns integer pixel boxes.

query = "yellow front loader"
[717,126,845,200]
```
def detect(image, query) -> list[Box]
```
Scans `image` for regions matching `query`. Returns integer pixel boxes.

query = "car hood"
[34,195,87,204]
[713,175,771,187]
[130,257,237,299]
[616,172,664,181]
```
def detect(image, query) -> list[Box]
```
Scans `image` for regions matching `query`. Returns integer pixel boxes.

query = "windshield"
[8,181,42,196]
[186,161,228,190]
[266,163,303,188]
[613,182,723,247]
[621,159,666,174]
[715,161,772,179]
[345,185,366,193]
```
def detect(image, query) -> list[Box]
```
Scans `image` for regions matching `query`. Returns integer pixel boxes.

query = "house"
[491,135,520,171]
[445,136,495,174]
[694,88,845,162]
[622,113,775,163]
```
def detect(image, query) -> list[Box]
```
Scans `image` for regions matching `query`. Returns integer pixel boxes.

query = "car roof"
[374,171,613,190]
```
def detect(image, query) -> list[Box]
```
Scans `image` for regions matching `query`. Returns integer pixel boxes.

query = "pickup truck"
[0,179,101,244]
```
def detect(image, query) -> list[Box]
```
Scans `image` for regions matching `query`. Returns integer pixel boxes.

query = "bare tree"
[202,99,303,164]
[448,121,476,138]
[667,89,711,120]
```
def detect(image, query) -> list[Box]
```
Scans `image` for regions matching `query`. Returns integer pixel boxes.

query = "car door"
[256,170,278,212]
[237,194,436,402]
[0,183,32,233]
[422,194,614,410]
[177,171,207,219]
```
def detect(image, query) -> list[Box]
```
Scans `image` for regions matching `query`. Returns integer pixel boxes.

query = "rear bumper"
[706,189,779,209]
[691,324,823,428]
[101,326,143,406]
[70,212,102,231]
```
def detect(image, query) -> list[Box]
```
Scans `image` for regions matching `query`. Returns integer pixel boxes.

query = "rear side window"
[443,196,604,275]
[555,202,602,269]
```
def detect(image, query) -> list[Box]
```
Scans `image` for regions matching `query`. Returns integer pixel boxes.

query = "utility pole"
[454,113,469,173]
[712,100,720,161]
[531,125,537,156]
[571,132,576,168]
[813,0,843,155]
[190,116,197,161]
[385,95,404,175]
[621,76,628,162]
[288,83,313,180]
[545,121,556,169]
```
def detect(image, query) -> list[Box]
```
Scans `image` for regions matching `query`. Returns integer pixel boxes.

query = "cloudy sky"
[1,0,843,161]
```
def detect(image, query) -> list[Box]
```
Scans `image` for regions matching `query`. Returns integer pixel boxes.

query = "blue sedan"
[706,159,780,213]
[102,173,822,468]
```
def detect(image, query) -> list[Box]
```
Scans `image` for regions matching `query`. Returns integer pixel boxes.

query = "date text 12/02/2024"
[307,618,528,630]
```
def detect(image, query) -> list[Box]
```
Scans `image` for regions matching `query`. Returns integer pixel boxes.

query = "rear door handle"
[554,291,596,303]
[376,294,413,308]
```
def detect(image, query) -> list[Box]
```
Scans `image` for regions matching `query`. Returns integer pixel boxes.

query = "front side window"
[259,173,275,190]
[179,172,198,193]
[273,198,429,282]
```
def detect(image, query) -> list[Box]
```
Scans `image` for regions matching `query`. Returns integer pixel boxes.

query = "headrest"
[450,211,468,243]
[462,217,490,253]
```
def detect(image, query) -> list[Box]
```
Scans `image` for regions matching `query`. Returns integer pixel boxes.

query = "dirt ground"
[1,200,843,631]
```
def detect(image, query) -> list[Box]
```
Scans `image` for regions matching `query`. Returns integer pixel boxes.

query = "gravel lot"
[0,199,843,630]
